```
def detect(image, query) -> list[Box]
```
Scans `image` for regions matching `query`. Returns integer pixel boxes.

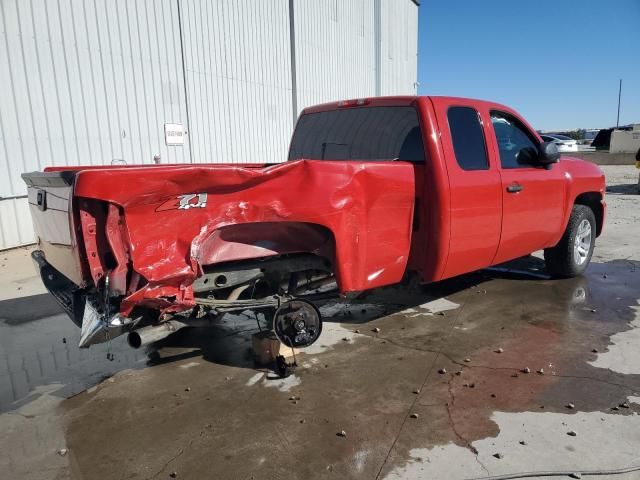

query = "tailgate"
[21,171,85,286]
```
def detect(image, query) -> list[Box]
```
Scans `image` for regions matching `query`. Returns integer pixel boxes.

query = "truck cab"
[289,96,605,282]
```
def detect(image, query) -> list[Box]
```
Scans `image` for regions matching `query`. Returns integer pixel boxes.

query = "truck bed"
[23,160,416,317]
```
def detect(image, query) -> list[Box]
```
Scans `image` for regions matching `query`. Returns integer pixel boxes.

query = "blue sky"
[417,0,640,131]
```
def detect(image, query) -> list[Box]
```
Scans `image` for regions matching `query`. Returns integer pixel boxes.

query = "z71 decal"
[156,193,208,212]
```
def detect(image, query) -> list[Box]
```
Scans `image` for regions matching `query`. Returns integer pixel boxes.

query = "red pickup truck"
[23,96,605,351]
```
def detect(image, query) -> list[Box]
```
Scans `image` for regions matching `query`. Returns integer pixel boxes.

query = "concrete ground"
[1,165,639,480]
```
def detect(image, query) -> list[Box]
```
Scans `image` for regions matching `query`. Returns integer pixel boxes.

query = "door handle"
[506,183,523,193]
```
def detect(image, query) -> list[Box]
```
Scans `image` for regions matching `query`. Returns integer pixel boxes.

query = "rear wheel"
[544,205,596,278]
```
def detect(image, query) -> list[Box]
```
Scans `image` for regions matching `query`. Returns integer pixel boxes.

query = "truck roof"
[301,95,515,115]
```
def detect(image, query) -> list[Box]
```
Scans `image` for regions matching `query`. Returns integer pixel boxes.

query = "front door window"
[490,112,539,169]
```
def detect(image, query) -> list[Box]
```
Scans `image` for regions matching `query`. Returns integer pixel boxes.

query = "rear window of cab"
[288,106,426,163]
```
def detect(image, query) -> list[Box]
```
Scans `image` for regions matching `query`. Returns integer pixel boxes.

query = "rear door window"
[447,106,489,170]
[288,106,425,162]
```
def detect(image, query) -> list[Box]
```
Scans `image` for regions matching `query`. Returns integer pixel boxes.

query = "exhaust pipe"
[293,275,336,294]
[127,320,187,349]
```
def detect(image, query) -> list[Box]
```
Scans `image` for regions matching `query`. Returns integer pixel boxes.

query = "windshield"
[288,106,425,162]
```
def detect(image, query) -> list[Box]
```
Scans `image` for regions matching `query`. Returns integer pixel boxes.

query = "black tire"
[544,205,596,278]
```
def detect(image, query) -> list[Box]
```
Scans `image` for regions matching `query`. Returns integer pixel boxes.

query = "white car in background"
[541,134,579,153]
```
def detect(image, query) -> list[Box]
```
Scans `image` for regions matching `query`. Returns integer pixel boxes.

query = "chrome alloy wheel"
[573,219,592,265]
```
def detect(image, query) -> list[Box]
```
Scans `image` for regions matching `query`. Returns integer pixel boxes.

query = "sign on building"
[165,123,185,146]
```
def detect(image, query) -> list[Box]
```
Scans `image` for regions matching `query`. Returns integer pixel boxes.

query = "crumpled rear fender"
[72,160,416,315]
[195,222,335,268]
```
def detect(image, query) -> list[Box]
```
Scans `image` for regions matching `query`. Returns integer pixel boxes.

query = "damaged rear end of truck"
[22,158,416,351]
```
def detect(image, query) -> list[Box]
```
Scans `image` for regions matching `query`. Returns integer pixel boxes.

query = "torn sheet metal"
[78,301,137,348]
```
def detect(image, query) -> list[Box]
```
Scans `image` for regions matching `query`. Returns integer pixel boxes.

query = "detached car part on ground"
[22,96,606,353]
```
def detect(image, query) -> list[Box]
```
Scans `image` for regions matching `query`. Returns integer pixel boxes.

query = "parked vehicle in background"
[582,129,600,143]
[541,134,579,153]
[23,96,606,354]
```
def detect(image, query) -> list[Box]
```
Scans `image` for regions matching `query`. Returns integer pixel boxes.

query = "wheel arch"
[574,192,603,237]
[194,220,337,276]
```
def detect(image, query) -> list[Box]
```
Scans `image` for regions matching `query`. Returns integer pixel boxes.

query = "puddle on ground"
[380,259,640,478]
[0,312,147,412]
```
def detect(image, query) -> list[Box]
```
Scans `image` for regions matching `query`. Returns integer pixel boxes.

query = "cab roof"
[301,95,515,116]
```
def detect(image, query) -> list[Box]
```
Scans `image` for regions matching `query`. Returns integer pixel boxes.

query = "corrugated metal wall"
[0,0,418,249]
[379,0,418,95]
[0,0,190,249]
[294,0,376,112]
[294,0,418,113]
[180,0,294,164]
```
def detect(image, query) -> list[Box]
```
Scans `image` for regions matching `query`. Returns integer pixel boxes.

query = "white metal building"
[0,0,419,250]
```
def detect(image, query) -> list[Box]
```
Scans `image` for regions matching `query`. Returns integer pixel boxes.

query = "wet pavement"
[2,166,640,479]
[3,257,640,479]
[0,297,145,413]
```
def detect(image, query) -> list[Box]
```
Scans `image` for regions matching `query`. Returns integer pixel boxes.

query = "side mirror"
[516,146,539,165]
[538,141,560,169]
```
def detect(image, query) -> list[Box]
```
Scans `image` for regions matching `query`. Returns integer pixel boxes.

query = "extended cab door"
[487,110,566,264]
[430,98,502,279]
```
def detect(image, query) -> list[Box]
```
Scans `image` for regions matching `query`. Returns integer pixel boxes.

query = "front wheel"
[544,205,596,278]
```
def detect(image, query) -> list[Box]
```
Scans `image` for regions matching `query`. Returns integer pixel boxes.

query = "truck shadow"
[606,183,639,195]
[0,293,64,326]
[147,255,594,370]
